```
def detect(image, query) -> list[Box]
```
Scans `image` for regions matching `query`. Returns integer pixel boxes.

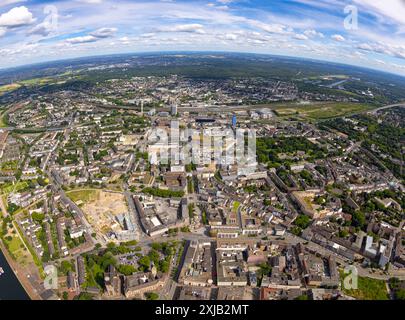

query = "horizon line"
[1,50,405,81]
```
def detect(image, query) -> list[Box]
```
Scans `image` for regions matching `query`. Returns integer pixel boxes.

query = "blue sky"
[1,0,405,75]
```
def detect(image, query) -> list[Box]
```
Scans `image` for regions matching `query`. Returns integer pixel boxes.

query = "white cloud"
[140,32,156,38]
[158,23,206,34]
[223,33,238,40]
[0,0,405,76]
[249,20,292,35]
[303,29,324,38]
[119,36,131,45]
[64,27,117,45]
[76,0,104,4]
[0,0,26,7]
[0,6,35,28]
[294,33,308,40]
[89,27,117,38]
[357,41,405,60]
[65,35,98,44]
[331,34,345,42]
[353,0,405,27]
[28,22,54,36]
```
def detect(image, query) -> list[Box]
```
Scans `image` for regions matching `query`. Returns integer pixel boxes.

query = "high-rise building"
[171,104,178,116]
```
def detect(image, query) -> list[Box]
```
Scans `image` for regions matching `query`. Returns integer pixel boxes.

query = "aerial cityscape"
[0,0,404,303]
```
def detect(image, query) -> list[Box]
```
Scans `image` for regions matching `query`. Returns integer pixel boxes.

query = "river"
[0,248,30,300]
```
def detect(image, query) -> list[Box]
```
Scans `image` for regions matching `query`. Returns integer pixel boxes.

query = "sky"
[1,0,405,76]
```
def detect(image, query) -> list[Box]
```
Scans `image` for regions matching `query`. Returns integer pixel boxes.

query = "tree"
[339,229,349,238]
[291,226,302,236]
[352,211,366,229]
[148,249,160,265]
[138,256,151,272]
[142,187,184,198]
[395,289,405,300]
[74,293,94,300]
[158,259,170,273]
[117,264,136,276]
[258,263,272,277]
[107,242,116,250]
[294,215,311,229]
[145,292,159,300]
[31,212,45,223]
[263,199,272,206]
[151,243,162,251]
[60,260,74,275]
[7,203,20,214]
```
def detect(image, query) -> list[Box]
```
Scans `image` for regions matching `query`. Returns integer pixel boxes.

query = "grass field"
[1,160,19,171]
[340,271,389,300]
[2,225,32,267]
[0,181,29,195]
[0,113,7,127]
[0,78,55,97]
[0,83,21,95]
[232,201,241,213]
[270,102,374,120]
[66,189,100,204]
[18,77,54,86]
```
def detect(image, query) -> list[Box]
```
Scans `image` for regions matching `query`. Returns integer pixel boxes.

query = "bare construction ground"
[79,190,129,235]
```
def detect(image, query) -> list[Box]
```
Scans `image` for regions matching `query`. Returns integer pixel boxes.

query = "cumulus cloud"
[248,20,292,35]
[331,34,345,42]
[64,26,117,45]
[0,0,405,76]
[158,23,206,34]
[0,6,35,28]
[28,22,54,36]
[140,33,156,38]
[223,33,238,40]
[65,35,98,44]
[357,42,405,60]
[294,34,308,40]
[76,0,104,4]
[119,36,130,44]
[303,29,324,38]
[89,27,117,38]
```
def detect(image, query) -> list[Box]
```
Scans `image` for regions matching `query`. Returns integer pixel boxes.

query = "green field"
[232,201,241,213]
[270,102,374,120]
[0,78,56,96]
[18,77,54,86]
[341,272,389,300]
[1,160,19,171]
[0,113,7,128]
[66,189,99,204]
[0,83,21,95]
[0,181,29,195]
[6,233,25,253]
[2,226,31,267]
